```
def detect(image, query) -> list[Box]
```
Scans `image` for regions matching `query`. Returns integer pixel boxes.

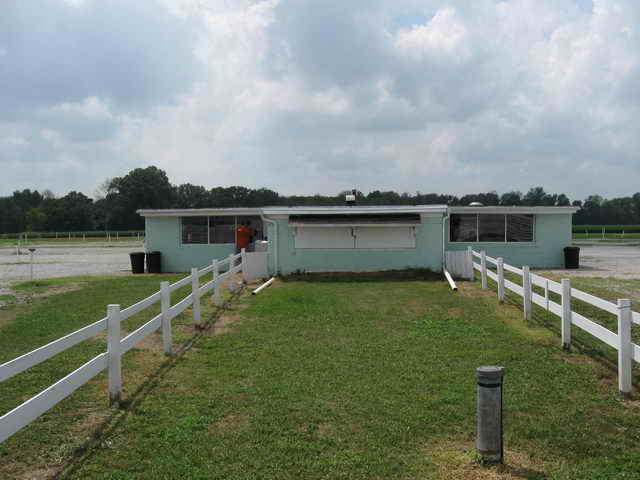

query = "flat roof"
[138,205,448,217]
[448,206,579,214]
[137,208,263,217]
[137,205,579,217]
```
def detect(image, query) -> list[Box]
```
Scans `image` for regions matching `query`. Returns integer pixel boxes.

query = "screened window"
[450,214,477,242]
[479,214,506,242]
[181,216,263,245]
[450,214,534,243]
[507,214,534,242]
[209,217,235,244]
[182,217,208,244]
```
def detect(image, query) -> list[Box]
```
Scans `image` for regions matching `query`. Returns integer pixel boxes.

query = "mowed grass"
[2,275,640,479]
[492,270,640,379]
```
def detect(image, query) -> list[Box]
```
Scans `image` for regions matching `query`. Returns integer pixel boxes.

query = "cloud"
[1,0,640,200]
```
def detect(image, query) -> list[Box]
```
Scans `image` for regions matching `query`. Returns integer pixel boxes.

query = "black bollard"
[476,366,505,463]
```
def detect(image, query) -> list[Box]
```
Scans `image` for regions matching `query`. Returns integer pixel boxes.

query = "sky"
[1,0,639,201]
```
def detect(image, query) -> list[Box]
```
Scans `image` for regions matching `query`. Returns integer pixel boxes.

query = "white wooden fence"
[0,250,247,444]
[468,247,640,395]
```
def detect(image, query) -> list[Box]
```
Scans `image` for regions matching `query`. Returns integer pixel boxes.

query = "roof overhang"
[137,208,262,217]
[262,205,448,215]
[448,206,579,215]
[288,213,422,228]
[137,205,578,218]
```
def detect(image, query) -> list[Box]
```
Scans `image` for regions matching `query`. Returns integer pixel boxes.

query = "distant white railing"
[468,247,639,396]
[0,249,247,444]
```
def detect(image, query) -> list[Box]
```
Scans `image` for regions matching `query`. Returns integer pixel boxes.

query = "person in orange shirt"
[236,222,253,252]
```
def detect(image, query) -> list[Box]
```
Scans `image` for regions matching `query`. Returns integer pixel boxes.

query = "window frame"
[449,213,535,244]
[181,215,238,246]
[181,216,209,245]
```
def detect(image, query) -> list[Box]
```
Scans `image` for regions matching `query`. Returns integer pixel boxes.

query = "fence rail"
[467,247,639,395]
[0,231,145,241]
[0,249,247,444]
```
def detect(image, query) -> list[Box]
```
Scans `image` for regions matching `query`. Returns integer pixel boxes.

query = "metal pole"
[28,248,36,281]
[476,366,505,464]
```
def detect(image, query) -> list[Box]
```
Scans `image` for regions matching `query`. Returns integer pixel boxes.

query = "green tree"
[556,193,571,206]
[25,207,47,232]
[176,184,210,208]
[500,191,522,206]
[108,167,175,229]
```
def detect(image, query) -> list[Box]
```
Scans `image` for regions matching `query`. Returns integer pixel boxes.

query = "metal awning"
[288,214,421,227]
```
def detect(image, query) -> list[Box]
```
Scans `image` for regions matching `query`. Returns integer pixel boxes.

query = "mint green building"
[138,205,577,275]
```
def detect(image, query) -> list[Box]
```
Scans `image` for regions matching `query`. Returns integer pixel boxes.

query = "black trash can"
[564,246,580,269]
[129,252,145,274]
[146,251,162,274]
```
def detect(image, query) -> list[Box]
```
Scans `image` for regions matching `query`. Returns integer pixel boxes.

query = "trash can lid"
[564,246,580,252]
[129,251,145,256]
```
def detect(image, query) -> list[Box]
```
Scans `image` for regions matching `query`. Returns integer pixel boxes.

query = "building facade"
[139,205,577,275]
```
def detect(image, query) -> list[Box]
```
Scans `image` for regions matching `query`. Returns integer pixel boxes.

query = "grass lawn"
[2,274,640,479]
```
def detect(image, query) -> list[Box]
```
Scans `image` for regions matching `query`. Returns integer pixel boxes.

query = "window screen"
[507,214,534,242]
[182,217,208,244]
[478,214,506,242]
[450,214,478,242]
[209,216,236,244]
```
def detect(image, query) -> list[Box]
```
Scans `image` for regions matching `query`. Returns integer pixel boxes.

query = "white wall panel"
[294,227,354,249]
[354,227,415,249]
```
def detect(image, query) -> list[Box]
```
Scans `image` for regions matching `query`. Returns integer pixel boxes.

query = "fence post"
[107,304,122,405]
[227,253,237,293]
[561,279,571,351]
[544,280,549,311]
[467,246,474,281]
[617,299,633,396]
[481,250,488,290]
[497,258,505,303]
[241,248,247,283]
[191,267,201,328]
[522,266,532,321]
[213,259,222,306]
[161,281,171,356]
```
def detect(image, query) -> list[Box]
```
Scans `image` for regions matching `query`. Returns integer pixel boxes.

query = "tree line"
[1,166,638,233]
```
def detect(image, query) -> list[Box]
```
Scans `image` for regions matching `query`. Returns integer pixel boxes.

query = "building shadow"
[280,269,443,283]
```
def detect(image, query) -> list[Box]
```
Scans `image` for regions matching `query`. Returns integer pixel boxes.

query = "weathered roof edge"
[138,205,579,217]
[448,206,579,214]
[137,205,448,217]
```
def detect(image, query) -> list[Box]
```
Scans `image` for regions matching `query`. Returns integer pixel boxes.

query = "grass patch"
[488,270,640,384]
[0,273,210,479]
[11,277,89,295]
[3,275,638,478]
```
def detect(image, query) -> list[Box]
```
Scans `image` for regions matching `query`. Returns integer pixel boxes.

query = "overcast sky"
[1,0,639,200]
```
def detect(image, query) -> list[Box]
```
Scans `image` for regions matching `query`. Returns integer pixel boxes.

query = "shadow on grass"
[280,268,443,283]
[501,290,640,392]
[55,288,246,480]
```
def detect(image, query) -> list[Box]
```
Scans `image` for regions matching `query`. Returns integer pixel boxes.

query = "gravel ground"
[0,242,142,291]
[541,243,640,279]
[1,241,638,293]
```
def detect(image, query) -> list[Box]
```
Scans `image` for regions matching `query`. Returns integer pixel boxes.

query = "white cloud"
[394,7,470,61]
[2,0,640,200]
